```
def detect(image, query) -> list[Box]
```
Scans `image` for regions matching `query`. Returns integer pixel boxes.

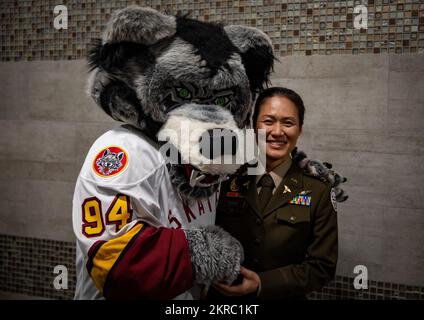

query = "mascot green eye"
[214,96,230,107]
[177,87,191,99]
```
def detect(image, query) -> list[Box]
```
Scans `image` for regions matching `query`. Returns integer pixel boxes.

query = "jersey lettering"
[82,197,105,238]
[106,194,133,232]
[82,194,132,237]
[197,201,205,215]
[182,199,197,223]
[168,209,182,229]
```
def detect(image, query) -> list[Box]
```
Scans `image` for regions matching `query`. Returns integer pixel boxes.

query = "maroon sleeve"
[87,223,194,300]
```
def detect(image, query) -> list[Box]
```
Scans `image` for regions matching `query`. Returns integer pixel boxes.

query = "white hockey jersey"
[72,125,218,300]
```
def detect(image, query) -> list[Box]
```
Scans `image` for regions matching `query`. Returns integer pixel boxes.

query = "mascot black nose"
[199,128,238,160]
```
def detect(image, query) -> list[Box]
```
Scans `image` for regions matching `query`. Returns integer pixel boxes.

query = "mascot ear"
[87,70,162,137]
[87,6,175,132]
[102,6,176,45]
[91,73,142,124]
[88,6,176,73]
[224,25,275,95]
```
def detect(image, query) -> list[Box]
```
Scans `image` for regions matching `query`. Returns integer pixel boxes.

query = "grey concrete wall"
[0,61,114,241]
[1,54,423,285]
[272,54,424,286]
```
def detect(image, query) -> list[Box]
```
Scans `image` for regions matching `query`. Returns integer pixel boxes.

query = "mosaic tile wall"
[1,234,423,300]
[1,0,423,61]
[0,234,76,299]
[308,277,424,300]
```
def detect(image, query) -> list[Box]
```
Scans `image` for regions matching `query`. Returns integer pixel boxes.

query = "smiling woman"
[207,87,338,301]
[254,88,304,171]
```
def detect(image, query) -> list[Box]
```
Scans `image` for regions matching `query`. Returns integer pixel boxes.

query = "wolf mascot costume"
[72,6,347,300]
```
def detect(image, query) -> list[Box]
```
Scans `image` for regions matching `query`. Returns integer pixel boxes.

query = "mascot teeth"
[188,167,206,187]
[188,166,228,188]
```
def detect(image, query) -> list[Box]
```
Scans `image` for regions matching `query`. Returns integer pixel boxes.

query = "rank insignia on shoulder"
[289,195,311,206]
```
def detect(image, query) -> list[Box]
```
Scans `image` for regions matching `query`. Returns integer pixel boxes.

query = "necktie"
[258,174,275,211]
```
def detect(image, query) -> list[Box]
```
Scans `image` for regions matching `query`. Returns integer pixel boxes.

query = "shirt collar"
[256,158,293,189]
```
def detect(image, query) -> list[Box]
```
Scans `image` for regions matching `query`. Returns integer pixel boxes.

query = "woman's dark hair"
[252,87,305,128]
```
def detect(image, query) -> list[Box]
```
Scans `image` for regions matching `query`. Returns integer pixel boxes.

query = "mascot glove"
[292,147,349,202]
[184,225,244,287]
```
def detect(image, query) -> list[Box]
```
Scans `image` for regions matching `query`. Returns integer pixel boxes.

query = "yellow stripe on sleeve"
[90,223,144,293]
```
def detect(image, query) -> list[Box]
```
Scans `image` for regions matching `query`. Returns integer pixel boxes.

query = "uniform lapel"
[240,175,261,218]
[262,163,304,219]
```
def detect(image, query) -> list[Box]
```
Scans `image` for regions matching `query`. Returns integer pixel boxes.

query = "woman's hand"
[212,266,261,296]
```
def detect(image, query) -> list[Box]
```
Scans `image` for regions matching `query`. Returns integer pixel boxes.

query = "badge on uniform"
[289,195,311,206]
[283,185,291,194]
[226,191,242,198]
[331,188,337,213]
[92,146,128,178]
[227,178,242,197]
[299,190,311,196]
[230,178,239,192]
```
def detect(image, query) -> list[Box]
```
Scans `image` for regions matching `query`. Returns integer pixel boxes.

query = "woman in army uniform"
[208,87,338,300]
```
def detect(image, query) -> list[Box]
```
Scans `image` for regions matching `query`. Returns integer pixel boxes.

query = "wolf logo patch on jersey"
[93,146,128,177]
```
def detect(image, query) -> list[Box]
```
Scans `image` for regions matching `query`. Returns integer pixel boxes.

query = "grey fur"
[168,104,229,125]
[102,6,176,45]
[292,148,349,203]
[141,49,252,128]
[184,225,244,286]
[332,186,348,202]
[86,69,111,109]
[308,160,329,177]
[224,25,273,53]
[156,38,210,79]
[109,95,140,127]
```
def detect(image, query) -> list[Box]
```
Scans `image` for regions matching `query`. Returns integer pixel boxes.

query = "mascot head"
[87,6,275,199]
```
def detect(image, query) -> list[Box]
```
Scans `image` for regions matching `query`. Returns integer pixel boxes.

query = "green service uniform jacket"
[212,163,338,300]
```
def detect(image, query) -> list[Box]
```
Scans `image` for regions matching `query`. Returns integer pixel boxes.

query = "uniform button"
[255,218,262,225]
[254,238,261,245]
[253,258,259,264]
[290,216,297,222]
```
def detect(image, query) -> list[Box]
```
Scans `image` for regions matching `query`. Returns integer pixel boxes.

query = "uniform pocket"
[276,205,311,225]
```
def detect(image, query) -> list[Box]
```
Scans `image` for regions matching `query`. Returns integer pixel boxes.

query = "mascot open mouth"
[167,163,228,200]
[157,105,243,198]
[182,164,227,187]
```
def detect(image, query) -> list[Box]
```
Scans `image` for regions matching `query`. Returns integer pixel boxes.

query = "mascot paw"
[333,186,349,202]
[292,148,349,203]
[184,225,244,286]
